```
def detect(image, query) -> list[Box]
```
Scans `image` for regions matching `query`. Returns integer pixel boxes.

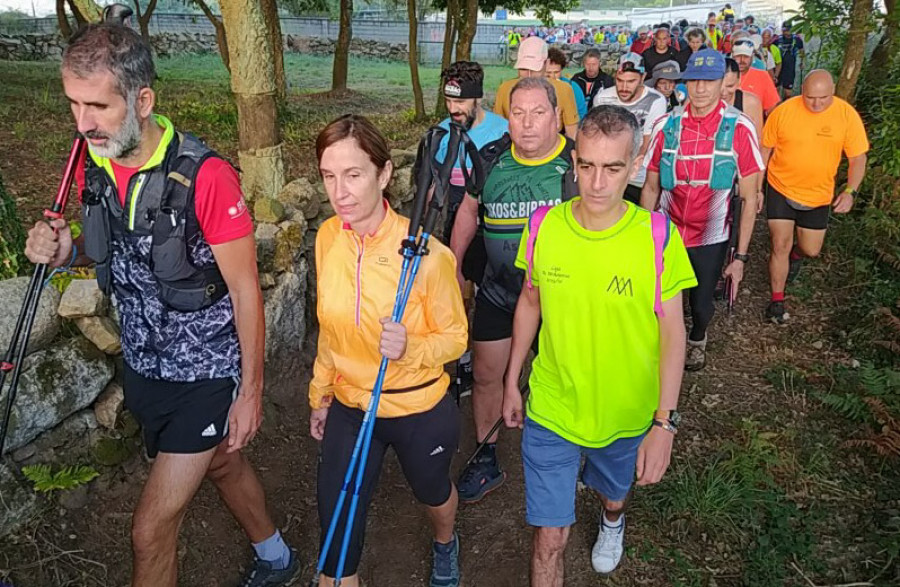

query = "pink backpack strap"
[525,206,552,290]
[650,211,670,318]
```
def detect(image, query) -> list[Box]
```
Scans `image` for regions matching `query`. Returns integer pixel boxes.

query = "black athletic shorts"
[766,183,830,230]
[123,364,239,458]
[317,395,459,577]
[472,293,515,342]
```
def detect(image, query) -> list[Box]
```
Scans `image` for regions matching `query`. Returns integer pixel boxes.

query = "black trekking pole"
[0,135,86,456]
[464,384,528,469]
[724,192,743,314]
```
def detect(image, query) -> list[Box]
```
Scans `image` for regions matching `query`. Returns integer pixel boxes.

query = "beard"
[452,109,477,130]
[85,97,142,160]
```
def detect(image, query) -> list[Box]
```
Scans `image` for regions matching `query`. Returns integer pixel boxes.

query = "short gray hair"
[582,48,602,63]
[579,105,642,160]
[63,23,155,98]
[510,76,557,110]
[685,27,707,43]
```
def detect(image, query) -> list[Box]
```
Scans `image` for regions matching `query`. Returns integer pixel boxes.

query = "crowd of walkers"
[18,6,868,587]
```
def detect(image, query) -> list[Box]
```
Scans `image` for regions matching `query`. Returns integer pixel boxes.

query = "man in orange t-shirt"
[761,70,869,324]
[733,39,780,113]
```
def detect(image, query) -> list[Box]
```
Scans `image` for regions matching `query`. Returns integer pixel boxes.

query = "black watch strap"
[734,252,750,263]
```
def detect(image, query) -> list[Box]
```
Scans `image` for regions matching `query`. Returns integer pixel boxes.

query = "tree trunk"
[868,0,897,74]
[133,0,157,44]
[454,0,477,61]
[219,0,284,201]
[836,0,874,102]
[70,0,102,22]
[332,0,352,91]
[260,0,286,100]
[56,0,72,37]
[194,0,231,73]
[66,0,86,26]
[434,0,456,116]
[407,0,425,121]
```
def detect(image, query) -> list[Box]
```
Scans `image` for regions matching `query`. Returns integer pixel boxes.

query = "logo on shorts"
[429,445,445,456]
[607,275,633,297]
[201,423,217,437]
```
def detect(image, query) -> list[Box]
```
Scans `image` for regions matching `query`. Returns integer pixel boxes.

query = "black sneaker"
[765,301,790,324]
[456,456,506,504]
[240,548,301,587]
[787,256,803,284]
[430,532,460,587]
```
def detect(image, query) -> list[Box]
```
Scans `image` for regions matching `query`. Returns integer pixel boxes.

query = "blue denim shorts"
[521,417,646,527]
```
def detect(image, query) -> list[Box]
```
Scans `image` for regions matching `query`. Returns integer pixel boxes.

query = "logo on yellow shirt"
[607,275,633,297]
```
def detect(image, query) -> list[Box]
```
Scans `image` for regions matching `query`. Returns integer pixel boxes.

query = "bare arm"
[449,194,479,289]
[641,170,662,211]
[502,282,541,429]
[846,153,868,193]
[636,291,684,485]
[210,234,265,452]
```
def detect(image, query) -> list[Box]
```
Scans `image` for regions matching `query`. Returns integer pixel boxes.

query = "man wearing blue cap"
[641,49,764,371]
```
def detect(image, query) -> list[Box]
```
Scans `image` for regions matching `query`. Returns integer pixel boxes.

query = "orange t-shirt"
[493,76,580,130]
[763,96,869,207]
[740,67,781,113]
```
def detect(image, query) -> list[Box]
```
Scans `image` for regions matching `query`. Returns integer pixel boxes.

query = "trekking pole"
[724,192,743,315]
[316,123,481,586]
[464,383,529,469]
[0,134,86,456]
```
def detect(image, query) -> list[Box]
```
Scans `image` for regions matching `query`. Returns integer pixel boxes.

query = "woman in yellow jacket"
[310,114,468,587]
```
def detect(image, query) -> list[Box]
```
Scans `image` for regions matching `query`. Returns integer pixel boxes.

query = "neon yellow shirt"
[514,200,697,447]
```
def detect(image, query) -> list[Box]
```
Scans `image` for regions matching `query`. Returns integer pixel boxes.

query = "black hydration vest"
[81,132,229,313]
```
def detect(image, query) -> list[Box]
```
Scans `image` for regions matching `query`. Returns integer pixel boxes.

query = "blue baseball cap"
[681,49,726,81]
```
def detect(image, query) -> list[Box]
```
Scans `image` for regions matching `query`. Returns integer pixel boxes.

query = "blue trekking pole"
[315,122,483,586]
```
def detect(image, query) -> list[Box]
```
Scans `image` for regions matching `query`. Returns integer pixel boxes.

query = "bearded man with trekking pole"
[18,22,299,587]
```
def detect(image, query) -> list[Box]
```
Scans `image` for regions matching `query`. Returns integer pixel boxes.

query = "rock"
[11,443,36,462]
[75,316,121,355]
[278,177,320,220]
[812,340,824,350]
[0,276,61,354]
[390,148,417,168]
[94,382,124,430]
[57,279,107,318]
[851,359,861,369]
[310,200,336,230]
[91,436,138,466]
[0,461,37,537]
[388,165,414,204]
[254,197,286,224]
[255,223,280,273]
[259,273,276,290]
[274,219,308,274]
[58,484,89,511]
[264,268,307,362]
[0,338,114,454]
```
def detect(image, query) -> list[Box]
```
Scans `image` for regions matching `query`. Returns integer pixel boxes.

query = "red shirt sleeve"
[193,157,253,245]
[734,120,764,177]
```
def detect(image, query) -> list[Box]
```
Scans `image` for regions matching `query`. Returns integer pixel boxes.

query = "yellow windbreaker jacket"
[310,204,468,418]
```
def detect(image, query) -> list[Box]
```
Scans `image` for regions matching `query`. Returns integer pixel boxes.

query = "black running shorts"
[766,183,830,230]
[123,364,239,458]
[472,293,515,342]
[317,395,460,577]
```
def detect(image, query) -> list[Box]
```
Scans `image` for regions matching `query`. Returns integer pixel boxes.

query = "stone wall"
[0,31,411,63]
[0,150,428,538]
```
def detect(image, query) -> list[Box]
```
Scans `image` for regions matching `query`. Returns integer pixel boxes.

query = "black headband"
[443,78,483,99]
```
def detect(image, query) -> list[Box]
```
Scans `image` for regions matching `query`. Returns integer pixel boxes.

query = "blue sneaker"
[430,533,460,587]
[240,547,301,586]
[457,456,506,504]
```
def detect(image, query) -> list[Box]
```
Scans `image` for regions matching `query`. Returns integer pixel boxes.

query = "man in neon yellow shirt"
[503,105,696,584]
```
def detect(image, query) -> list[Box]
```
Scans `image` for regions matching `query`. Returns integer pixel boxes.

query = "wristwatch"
[843,188,858,197]
[734,252,750,263]
[652,419,678,435]
[653,409,681,433]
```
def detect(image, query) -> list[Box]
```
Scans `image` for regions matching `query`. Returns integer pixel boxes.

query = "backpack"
[524,206,671,318]
[658,105,741,192]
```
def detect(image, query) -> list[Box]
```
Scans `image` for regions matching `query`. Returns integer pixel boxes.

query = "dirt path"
[3,214,895,587]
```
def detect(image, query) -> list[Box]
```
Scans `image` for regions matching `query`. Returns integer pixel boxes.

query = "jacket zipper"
[354,235,364,327]
[128,173,148,231]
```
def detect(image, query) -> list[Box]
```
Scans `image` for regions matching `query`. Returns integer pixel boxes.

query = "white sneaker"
[590,515,625,574]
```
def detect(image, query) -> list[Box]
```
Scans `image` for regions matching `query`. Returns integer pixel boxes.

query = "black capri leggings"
[317,394,460,578]
[686,242,729,342]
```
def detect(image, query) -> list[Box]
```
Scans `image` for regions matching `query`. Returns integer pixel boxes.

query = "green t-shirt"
[479,135,572,312]
[514,200,697,447]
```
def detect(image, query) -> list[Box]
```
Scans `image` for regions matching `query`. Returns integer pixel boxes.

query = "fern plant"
[21,464,100,493]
